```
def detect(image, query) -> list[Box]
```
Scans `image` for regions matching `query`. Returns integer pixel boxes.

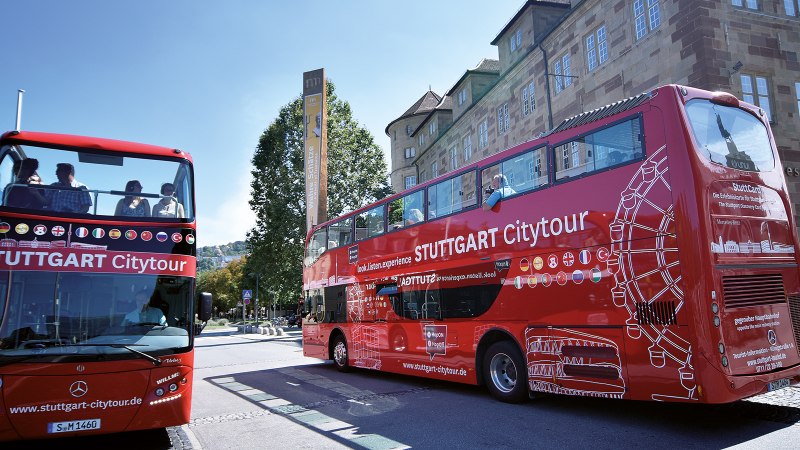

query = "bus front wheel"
[483,341,528,403]
[332,335,350,372]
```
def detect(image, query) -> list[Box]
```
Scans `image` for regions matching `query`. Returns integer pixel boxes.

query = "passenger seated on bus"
[152,183,185,218]
[3,158,48,209]
[114,180,151,217]
[482,174,515,211]
[608,151,624,165]
[121,290,167,326]
[48,163,92,213]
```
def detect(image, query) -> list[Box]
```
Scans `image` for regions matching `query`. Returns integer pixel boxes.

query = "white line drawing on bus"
[346,283,382,370]
[608,144,697,401]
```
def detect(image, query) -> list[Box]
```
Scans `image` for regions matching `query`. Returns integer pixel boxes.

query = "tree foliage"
[246,82,391,306]
[196,256,247,316]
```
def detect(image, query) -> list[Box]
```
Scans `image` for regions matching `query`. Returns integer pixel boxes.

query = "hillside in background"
[197,240,246,273]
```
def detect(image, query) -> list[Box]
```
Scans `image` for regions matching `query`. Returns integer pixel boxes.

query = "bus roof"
[0,130,193,163]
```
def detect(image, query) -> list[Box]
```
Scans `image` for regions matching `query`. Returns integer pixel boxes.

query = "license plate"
[768,378,791,392]
[47,418,101,434]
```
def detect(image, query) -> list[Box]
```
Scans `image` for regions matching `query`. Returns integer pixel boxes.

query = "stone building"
[386,0,800,220]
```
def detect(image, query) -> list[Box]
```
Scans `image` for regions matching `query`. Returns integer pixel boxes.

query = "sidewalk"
[198,325,301,339]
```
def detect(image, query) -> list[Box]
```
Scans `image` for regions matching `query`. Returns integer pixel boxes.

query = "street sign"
[242,290,252,300]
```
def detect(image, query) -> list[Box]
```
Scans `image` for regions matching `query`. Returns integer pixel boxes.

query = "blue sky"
[2,0,519,246]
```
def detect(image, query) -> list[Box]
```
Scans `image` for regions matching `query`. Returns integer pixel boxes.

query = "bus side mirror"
[198,292,213,321]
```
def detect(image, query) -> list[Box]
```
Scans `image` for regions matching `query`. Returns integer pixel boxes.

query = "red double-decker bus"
[302,85,800,403]
[0,131,211,440]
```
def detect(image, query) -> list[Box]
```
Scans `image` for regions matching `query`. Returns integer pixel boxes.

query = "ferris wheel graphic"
[607,145,696,401]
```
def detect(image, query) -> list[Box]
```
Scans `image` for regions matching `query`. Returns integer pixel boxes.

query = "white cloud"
[195,173,255,247]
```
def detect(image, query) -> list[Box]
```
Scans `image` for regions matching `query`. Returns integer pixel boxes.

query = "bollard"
[276,328,284,336]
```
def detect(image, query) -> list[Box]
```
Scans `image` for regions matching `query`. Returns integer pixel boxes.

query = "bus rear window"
[685,99,774,172]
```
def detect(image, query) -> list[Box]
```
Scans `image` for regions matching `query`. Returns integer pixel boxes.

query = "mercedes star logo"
[69,381,88,398]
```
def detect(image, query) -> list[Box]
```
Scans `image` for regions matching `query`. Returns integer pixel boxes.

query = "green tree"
[196,257,248,318]
[247,82,391,306]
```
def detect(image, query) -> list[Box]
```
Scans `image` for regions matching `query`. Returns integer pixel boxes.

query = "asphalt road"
[10,327,800,449]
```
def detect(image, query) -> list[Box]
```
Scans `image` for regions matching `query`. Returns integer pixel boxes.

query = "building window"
[795,82,800,114]
[450,146,458,170]
[404,147,416,159]
[431,162,439,178]
[634,0,661,40]
[497,103,510,135]
[419,170,427,183]
[554,54,571,94]
[522,81,536,116]
[419,133,425,146]
[741,74,772,122]
[732,0,759,9]
[458,88,467,106]
[586,26,608,72]
[429,121,437,136]
[509,29,522,52]
[562,146,570,170]
[404,176,417,189]
[406,124,413,136]
[463,135,473,162]
[479,120,489,148]
[785,0,798,16]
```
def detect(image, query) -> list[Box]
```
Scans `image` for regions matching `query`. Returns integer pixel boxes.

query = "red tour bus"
[0,131,211,440]
[302,85,800,403]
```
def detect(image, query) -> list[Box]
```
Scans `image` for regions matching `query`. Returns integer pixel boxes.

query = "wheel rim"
[334,341,347,366]
[489,352,517,393]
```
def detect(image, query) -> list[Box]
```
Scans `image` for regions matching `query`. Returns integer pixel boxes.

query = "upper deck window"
[554,117,643,181]
[0,144,193,220]
[304,227,327,266]
[428,171,477,220]
[388,190,424,230]
[685,99,774,172]
[356,204,385,241]
[327,217,353,249]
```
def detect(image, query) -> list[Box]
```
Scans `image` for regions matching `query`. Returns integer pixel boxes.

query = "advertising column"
[303,69,328,233]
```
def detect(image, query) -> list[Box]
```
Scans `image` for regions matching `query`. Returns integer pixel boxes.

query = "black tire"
[483,340,528,403]
[332,334,350,372]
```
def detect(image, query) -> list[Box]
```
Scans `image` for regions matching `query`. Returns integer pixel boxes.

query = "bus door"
[302,288,326,359]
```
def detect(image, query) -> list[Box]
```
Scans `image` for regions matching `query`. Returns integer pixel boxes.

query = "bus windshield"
[0,272,192,361]
[685,99,774,172]
[0,143,194,220]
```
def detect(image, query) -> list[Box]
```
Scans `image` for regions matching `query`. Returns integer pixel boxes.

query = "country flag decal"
[15,223,29,235]
[109,229,122,239]
[141,231,153,241]
[51,226,65,237]
[156,232,168,242]
[572,270,584,284]
[547,254,558,269]
[92,228,105,239]
[34,224,47,236]
[514,276,523,289]
[75,227,89,238]
[591,268,603,283]
[541,273,552,287]
[519,258,529,272]
[125,230,137,240]
[171,233,183,243]
[562,252,574,267]
[533,256,543,270]
[527,275,538,288]
[596,247,609,262]
[556,271,568,286]
[579,249,591,265]
[186,235,195,245]
[0,222,10,233]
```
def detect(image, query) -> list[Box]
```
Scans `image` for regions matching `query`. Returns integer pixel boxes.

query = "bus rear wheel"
[332,335,350,372]
[483,341,528,403]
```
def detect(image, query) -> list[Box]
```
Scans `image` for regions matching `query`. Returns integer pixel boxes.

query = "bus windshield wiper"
[75,343,162,366]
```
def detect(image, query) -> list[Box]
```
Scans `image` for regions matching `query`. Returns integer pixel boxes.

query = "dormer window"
[458,88,467,106]
[509,29,522,52]
[406,124,413,136]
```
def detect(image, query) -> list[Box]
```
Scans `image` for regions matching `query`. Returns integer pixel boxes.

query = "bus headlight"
[155,387,165,397]
[169,383,178,392]
[721,356,729,367]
